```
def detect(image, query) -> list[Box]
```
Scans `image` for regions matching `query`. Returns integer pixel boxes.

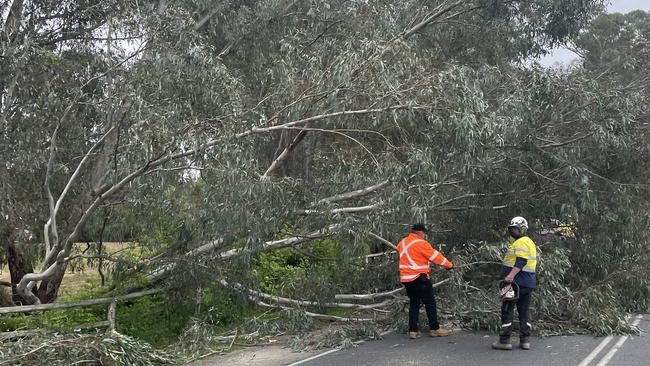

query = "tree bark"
[264,128,310,178]
[1,0,24,42]
[1,225,33,304]
[0,288,163,314]
[35,263,66,303]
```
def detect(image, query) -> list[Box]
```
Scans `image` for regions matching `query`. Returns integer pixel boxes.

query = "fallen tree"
[2,0,650,345]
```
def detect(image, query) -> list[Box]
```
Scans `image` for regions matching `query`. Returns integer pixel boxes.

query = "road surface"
[288,314,648,366]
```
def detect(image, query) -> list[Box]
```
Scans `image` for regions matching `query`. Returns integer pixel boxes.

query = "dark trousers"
[403,274,439,332]
[500,286,533,342]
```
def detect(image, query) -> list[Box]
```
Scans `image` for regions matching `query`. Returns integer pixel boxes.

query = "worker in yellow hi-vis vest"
[492,216,538,351]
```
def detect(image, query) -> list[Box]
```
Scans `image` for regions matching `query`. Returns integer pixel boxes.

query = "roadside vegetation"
[2,0,650,364]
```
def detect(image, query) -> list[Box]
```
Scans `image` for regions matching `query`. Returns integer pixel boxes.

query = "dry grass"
[0,242,136,301]
[0,269,102,301]
[72,241,132,253]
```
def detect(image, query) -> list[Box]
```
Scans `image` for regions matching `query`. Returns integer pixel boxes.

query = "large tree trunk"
[35,265,66,303]
[25,117,119,304]
[1,225,34,304]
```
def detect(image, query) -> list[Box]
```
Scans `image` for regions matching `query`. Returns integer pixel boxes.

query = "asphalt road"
[289,315,649,366]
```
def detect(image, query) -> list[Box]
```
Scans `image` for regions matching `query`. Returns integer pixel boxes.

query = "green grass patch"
[0,305,106,332]
[116,293,194,346]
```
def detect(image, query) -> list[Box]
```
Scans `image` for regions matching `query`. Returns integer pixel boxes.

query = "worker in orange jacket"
[398,223,454,339]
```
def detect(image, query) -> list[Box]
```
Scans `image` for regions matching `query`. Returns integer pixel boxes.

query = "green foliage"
[290,323,382,351]
[0,287,12,307]
[0,306,105,333]
[566,285,637,335]
[0,292,187,347]
[249,236,394,305]
[2,0,649,352]
[116,294,194,346]
[224,307,316,339]
[252,238,355,294]
[168,289,318,359]
[198,287,263,329]
[0,332,175,366]
[254,248,309,294]
[576,10,650,80]
[0,294,192,347]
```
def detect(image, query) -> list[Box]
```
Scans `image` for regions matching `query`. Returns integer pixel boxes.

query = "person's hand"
[504,275,514,283]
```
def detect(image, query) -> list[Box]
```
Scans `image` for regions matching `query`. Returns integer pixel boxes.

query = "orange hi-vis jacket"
[397,233,453,282]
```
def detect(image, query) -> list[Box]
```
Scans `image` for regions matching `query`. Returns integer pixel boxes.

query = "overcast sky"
[538,0,650,66]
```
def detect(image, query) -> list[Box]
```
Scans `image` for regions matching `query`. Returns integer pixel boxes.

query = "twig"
[226,329,237,351]
[296,203,381,215]
[242,105,415,135]
[316,180,390,205]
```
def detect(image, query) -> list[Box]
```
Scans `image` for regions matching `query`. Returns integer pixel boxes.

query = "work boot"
[519,339,530,350]
[492,341,513,350]
[408,331,420,339]
[428,328,450,337]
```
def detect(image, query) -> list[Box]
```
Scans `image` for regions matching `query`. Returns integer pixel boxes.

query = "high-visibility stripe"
[503,265,536,273]
[399,239,426,268]
[501,323,512,328]
[502,236,537,275]
[429,250,440,262]
[400,274,420,281]
[400,264,430,270]
[399,240,415,265]
[509,246,535,255]
[440,258,448,267]
[509,250,532,258]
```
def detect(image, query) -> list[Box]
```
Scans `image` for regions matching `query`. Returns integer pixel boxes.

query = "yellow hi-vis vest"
[503,236,537,272]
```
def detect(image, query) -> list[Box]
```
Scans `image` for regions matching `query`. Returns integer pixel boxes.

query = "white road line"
[286,348,341,366]
[594,315,643,366]
[577,335,614,366]
[286,330,393,366]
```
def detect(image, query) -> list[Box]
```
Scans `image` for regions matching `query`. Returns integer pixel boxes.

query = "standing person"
[398,223,454,339]
[492,216,538,350]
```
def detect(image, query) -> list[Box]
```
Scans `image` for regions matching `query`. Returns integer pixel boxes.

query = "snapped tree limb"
[334,278,450,301]
[296,203,381,216]
[219,279,392,311]
[146,225,340,283]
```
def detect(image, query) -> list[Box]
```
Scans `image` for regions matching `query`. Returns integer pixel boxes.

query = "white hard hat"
[508,216,528,231]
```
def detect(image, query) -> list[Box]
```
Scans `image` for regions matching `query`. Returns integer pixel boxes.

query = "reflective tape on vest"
[400,264,430,270]
[503,264,536,273]
[429,250,440,262]
[400,273,420,281]
[399,239,426,268]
